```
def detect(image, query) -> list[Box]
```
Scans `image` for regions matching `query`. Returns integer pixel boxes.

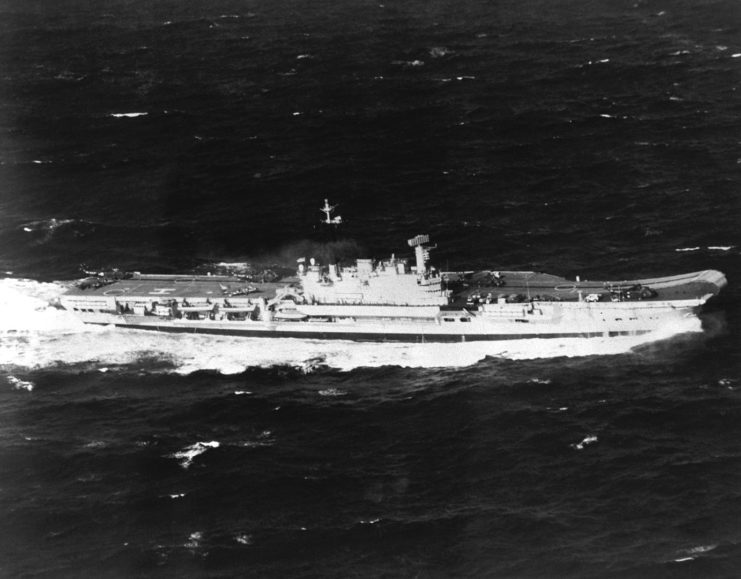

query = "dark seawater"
[1,0,741,577]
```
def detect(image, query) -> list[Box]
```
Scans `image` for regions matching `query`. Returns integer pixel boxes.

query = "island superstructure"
[59,200,727,342]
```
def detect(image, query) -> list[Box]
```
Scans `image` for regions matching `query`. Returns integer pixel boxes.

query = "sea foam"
[170,441,220,469]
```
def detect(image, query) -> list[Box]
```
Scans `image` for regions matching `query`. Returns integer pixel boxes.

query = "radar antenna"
[407,234,436,275]
[320,198,343,225]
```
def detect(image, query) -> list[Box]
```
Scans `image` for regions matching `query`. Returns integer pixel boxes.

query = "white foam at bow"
[0,278,87,333]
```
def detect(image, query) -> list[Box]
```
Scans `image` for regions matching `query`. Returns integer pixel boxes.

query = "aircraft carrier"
[59,200,727,342]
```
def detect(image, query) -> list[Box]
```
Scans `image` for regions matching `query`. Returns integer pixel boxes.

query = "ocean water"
[1,0,741,577]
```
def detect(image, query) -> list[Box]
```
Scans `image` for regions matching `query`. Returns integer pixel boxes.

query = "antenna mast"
[320,199,342,226]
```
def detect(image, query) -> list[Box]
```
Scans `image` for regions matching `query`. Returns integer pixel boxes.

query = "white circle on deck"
[103,289,126,295]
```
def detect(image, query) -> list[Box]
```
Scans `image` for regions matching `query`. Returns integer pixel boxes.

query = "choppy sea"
[1,0,740,577]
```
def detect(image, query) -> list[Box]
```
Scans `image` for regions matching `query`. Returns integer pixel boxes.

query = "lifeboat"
[274,308,309,321]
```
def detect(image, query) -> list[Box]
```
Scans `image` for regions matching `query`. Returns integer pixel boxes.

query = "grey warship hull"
[60,269,726,343]
[60,202,726,342]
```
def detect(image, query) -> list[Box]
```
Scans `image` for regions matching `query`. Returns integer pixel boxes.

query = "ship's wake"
[0,278,704,374]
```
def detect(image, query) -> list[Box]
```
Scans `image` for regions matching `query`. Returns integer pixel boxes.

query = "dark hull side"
[87,322,651,343]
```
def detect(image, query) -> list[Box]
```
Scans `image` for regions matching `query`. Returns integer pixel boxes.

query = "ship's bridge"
[298,235,449,306]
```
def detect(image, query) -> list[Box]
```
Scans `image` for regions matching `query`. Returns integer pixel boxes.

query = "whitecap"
[21,218,76,233]
[429,47,451,58]
[302,356,326,373]
[235,534,253,545]
[234,390,252,396]
[318,388,347,397]
[686,544,717,554]
[675,247,700,252]
[170,441,220,469]
[707,245,733,251]
[7,375,34,391]
[572,435,598,450]
[169,492,186,499]
[732,53,741,58]
[359,518,381,525]
[185,531,203,549]
[110,112,148,118]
